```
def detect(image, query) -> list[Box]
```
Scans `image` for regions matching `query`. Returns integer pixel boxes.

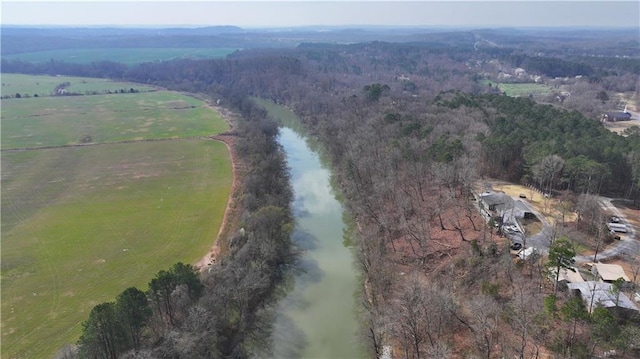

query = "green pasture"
[2,47,238,65]
[1,140,232,359]
[1,73,155,98]
[1,91,228,149]
[485,81,553,97]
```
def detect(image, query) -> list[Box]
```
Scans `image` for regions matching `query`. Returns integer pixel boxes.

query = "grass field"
[1,73,156,98]
[1,141,232,359]
[1,74,233,358]
[2,47,238,65]
[1,91,228,149]
[485,81,553,97]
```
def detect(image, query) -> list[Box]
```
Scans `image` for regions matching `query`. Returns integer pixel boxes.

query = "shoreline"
[194,104,242,271]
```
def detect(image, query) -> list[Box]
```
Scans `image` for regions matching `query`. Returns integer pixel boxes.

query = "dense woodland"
[7,27,639,358]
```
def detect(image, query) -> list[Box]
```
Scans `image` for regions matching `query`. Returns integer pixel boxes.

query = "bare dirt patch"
[194,105,244,271]
[485,180,578,224]
[602,120,640,135]
[612,199,640,228]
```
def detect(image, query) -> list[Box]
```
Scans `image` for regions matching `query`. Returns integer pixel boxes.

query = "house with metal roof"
[567,281,639,314]
[592,263,630,283]
[601,111,632,122]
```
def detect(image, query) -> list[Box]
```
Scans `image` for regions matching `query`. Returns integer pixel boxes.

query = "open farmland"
[1,75,233,358]
[2,47,238,65]
[1,141,232,358]
[1,73,156,98]
[1,90,228,149]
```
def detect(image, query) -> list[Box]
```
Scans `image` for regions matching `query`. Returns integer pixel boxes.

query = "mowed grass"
[1,140,232,359]
[1,91,228,149]
[1,73,156,98]
[485,81,553,97]
[3,47,238,65]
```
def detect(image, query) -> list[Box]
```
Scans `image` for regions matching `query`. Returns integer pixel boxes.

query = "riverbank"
[195,104,245,271]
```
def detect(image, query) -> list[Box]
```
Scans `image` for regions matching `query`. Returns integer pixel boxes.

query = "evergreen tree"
[77,302,126,359]
[116,287,151,350]
[546,238,576,295]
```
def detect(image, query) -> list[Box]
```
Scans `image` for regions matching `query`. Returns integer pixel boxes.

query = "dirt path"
[194,104,244,271]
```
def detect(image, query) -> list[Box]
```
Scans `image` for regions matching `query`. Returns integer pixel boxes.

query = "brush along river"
[266,117,362,357]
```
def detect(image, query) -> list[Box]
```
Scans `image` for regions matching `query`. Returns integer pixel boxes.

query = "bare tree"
[533,154,565,196]
[592,211,607,262]
[392,276,429,359]
[576,193,602,234]
[509,283,543,359]
[470,295,501,359]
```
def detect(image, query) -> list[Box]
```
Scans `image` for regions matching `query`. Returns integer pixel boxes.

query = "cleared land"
[1,75,233,359]
[3,47,238,65]
[2,91,228,149]
[486,81,553,97]
[1,73,156,98]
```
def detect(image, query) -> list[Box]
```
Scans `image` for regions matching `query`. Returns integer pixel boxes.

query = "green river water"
[267,117,362,358]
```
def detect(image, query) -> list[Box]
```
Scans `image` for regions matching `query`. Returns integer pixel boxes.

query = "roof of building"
[518,247,537,260]
[568,281,639,313]
[479,192,509,207]
[603,111,632,119]
[593,263,630,282]
[552,267,584,283]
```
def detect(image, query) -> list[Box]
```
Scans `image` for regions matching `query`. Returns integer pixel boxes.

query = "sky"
[2,1,639,28]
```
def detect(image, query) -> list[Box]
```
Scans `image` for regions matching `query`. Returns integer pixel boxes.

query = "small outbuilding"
[601,111,632,122]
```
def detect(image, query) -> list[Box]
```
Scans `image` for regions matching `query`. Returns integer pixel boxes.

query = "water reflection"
[270,314,309,358]
[292,229,318,251]
[294,169,341,215]
[268,126,361,359]
[292,195,310,218]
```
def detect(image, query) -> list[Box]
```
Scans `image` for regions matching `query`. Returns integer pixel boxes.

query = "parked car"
[519,193,527,199]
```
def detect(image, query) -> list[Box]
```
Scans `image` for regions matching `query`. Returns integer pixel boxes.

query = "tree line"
[444,93,640,199]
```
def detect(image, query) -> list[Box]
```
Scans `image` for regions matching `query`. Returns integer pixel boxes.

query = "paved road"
[574,197,639,263]
[505,196,638,263]
[626,109,640,121]
[517,199,553,255]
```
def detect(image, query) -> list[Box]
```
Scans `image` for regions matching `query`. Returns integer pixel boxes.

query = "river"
[266,117,362,358]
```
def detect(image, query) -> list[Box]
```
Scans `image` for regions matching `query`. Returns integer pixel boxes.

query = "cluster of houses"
[562,263,639,316]
[476,189,639,316]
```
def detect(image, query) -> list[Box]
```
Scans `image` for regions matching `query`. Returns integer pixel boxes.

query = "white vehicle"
[607,223,627,233]
[518,247,537,260]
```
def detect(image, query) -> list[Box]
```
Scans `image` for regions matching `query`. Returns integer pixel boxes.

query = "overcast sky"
[2,1,639,28]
